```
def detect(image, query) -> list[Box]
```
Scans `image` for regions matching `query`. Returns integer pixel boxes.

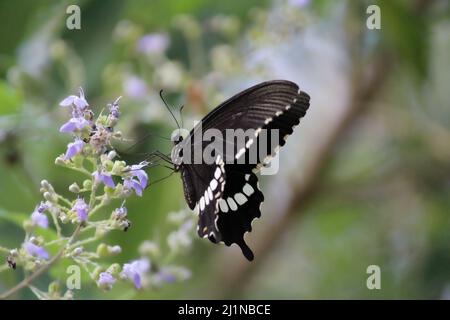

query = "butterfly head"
[170,128,189,145]
[170,128,189,170]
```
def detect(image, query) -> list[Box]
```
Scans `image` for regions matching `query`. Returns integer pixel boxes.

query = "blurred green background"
[0,0,449,299]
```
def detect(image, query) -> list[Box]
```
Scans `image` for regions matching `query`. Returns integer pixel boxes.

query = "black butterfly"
[168,80,310,261]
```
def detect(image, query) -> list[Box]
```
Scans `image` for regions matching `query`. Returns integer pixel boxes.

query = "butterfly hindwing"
[214,165,264,261]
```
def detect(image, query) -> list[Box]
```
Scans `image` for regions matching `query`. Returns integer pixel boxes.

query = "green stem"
[57,195,73,208]
[68,236,98,250]
[65,166,92,178]
[50,211,62,238]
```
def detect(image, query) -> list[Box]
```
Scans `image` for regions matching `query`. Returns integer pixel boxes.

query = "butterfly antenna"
[122,132,171,154]
[159,89,181,130]
[179,105,185,129]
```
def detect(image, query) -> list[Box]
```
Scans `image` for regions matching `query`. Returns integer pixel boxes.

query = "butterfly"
[166,80,310,261]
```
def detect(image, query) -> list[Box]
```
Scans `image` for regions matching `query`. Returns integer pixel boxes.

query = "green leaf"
[0,208,27,226]
[0,81,22,116]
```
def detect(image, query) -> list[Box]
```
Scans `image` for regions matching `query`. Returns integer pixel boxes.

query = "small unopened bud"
[107,263,121,276]
[43,192,56,203]
[96,243,108,257]
[108,245,122,255]
[69,183,80,193]
[40,180,51,189]
[55,156,66,166]
[72,247,84,256]
[9,249,18,257]
[107,150,117,160]
[111,160,126,175]
[48,281,60,294]
[82,179,92,190]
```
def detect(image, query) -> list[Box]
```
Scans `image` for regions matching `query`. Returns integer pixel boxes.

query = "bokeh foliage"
[0,0,449,299]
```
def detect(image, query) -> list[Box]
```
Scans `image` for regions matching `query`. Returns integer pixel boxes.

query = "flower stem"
[0,224,83,300]
[68,235,98,250]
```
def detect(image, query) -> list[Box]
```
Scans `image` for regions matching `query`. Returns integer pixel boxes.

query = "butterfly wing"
[179,80,310,260]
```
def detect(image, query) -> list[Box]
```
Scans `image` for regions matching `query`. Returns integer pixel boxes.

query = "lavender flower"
[24,242,49,260]
[59,88,89,111]
[123,178,143,197]
[123,76,147,100]
[72,198,89,222]
[64,139,85,160]
[97,272,116,290]
[31,205,49,229]
[93,170,115,188]
[123,162,148,197]
[59,117,90,133]
[289,0,310,8]
[136,33,169,55]
[120,258,150,289]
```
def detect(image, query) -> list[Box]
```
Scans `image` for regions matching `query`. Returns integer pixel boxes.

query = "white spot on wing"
[204,190,210,205]
[219,199,228,213]
[234,193,247,205]
[210,179,218,191]
[243,183,254,196]
[214,167,221,179]
[207,187,213,200]
[199,197,205,211]
[227,197,238,211]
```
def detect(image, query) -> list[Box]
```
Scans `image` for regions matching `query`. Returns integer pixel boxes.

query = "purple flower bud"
[93,170,115,188]
[121,258,150,289]
[97,272,116,290]
[108,97,122,118]
[37,202,49,214]
[64,139,85,160]
[72,198,89,222]
[24,242,49,260]
[136,33,169,55]
[31,207,49,229]
[59,117,90,133]
[114,206,127,219]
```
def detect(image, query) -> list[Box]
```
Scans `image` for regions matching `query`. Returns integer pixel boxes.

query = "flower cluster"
[0,89,192,299]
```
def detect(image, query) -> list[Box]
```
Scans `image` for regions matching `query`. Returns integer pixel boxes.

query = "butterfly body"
[172,80,310,260]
